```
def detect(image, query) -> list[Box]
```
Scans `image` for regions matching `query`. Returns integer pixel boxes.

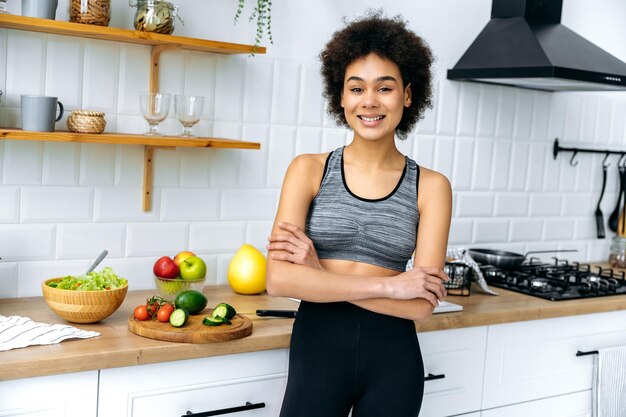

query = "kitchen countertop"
[2,276,626,381]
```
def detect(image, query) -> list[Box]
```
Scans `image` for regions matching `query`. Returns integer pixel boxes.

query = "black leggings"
[279,301,424,417]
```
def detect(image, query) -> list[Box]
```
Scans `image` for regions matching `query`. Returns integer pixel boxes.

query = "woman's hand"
[386,267,449,307]
[267,222,324,270]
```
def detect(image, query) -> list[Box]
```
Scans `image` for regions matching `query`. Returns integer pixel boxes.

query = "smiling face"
[341,53,411,142]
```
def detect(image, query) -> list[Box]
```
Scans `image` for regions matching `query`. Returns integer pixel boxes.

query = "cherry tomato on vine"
[133,305,150,321]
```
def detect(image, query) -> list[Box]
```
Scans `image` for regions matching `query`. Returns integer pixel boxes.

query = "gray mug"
[21,95,64,132]
[21,0,58,19]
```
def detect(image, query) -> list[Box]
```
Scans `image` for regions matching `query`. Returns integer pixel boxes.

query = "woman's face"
[341,53,411,142]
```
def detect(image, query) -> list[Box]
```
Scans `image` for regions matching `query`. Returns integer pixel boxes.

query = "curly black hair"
[319,11,434,139]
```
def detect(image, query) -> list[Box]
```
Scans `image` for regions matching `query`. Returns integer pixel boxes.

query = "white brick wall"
[0,0,626,297]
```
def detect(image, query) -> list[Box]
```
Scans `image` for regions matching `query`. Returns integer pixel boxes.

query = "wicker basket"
[67,110,106,134]
[42,278,128,323]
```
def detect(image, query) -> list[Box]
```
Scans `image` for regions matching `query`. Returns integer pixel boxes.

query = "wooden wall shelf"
[0,15,265,211]
[0,129,260,211]
[0,129,260,149]
[0,14,266,55]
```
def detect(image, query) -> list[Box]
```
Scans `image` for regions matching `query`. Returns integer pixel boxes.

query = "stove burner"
[481,258,626,301]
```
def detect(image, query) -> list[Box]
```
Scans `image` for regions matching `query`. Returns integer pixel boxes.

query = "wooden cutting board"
[128,309,253,343]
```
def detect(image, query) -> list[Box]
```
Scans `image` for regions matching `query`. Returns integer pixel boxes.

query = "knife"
[255,309,297,318]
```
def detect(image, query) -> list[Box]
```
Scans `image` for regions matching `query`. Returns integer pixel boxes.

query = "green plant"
[235,0,273,52]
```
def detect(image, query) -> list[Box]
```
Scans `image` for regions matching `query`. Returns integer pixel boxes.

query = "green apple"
[179,256,207,280]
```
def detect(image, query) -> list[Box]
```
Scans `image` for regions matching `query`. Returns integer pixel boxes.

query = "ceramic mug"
[21,95,64,132]
[21,0,58,19]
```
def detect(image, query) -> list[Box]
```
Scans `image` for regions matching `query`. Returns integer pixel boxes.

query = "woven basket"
[67,110,106,134]
[42,278,128,323]
[69,0,111,26]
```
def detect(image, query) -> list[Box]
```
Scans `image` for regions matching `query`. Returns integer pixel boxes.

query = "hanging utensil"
[86,250,108,274]
[608,156,626,232]
[595,154,610,239]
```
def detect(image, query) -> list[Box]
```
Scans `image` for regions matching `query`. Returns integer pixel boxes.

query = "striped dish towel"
[592,345,626,417]
[0,315,100,352]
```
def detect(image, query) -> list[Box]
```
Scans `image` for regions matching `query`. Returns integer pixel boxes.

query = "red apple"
[173,250,195,266]
[153,256,179,279]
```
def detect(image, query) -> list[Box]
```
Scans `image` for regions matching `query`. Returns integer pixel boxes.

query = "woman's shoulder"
[289,152,331,173]
[417,166,452,202]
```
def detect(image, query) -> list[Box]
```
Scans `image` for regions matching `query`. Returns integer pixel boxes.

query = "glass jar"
[608,236,626,268]
[70,0,111,26]
[130,0,179,35]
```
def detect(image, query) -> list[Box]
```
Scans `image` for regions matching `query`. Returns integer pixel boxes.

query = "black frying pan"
[468,249,578,269]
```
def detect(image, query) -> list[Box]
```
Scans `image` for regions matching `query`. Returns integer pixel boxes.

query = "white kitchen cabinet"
[419,326,488,417]
[98,349,289,417]
[0,371,98,417]
[482,309,626,409]
[481,390,591,417]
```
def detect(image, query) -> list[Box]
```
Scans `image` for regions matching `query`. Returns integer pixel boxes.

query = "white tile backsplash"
[0,225,55,261]
[271,61,301,125]
[56,223,126,259]
[2,0,626,298]
[243,57,274,124]
[190,222,246,253]
[0,186,19,223]
[220,189,277,220]
[456,83,479,137]
[21,187,93,223]
[82,40,120,113]
[6,32,46,105]
[267,125,297,187]
[79,143,116,186]
[160,188,220,221]
[126,223,188,257]
[3,140,43,185]
[0,263,19,298]
[42,142,80,185]
[45,35,83,110]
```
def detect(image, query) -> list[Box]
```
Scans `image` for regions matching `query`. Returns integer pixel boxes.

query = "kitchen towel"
[592,345,626,417]
[0,315,100,352]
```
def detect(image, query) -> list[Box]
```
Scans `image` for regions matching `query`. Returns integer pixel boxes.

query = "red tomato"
[147,301,160,316]
[156,304,175,323]
[133,305,151,321]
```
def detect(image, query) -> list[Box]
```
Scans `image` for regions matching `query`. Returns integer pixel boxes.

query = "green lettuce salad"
[47,267,128,291]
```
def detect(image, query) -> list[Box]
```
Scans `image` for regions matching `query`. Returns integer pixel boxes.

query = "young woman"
[266,12,452,417]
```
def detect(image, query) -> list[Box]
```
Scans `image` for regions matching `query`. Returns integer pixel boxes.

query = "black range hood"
[447,0,626,91]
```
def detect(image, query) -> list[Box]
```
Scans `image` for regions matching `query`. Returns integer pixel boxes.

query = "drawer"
[418,326,488,417]
[129,374,287,417]
[483,309,626,409]
[99,349,289,417]
[481,390,591,417]
[0,371,98,417]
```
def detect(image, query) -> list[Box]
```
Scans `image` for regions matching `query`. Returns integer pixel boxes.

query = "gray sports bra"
[306,146,420,272]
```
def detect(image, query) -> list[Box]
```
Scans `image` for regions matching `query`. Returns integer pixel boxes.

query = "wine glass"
[139,92,171,136]
[175,95,205,137]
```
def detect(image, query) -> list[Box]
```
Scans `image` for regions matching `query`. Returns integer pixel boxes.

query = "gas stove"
[480,258,626,301]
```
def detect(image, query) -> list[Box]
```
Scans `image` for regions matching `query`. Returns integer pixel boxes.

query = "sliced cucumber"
[202,316,223,326]
[211,303,236,320]
[169,308,188,327]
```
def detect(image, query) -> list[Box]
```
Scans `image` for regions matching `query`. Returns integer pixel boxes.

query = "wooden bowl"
[41,278,128,323]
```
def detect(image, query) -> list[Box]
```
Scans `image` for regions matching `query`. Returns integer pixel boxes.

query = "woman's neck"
[345,134,404,170]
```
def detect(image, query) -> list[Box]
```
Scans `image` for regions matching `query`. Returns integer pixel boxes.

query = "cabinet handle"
[576,350,599,356]
[183,401,265,417]
[424,373,445,381]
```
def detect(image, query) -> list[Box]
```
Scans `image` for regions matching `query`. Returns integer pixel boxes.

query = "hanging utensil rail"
[553,138,626,166]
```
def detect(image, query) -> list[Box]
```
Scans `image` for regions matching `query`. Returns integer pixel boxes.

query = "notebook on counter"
[433,300,463,314]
